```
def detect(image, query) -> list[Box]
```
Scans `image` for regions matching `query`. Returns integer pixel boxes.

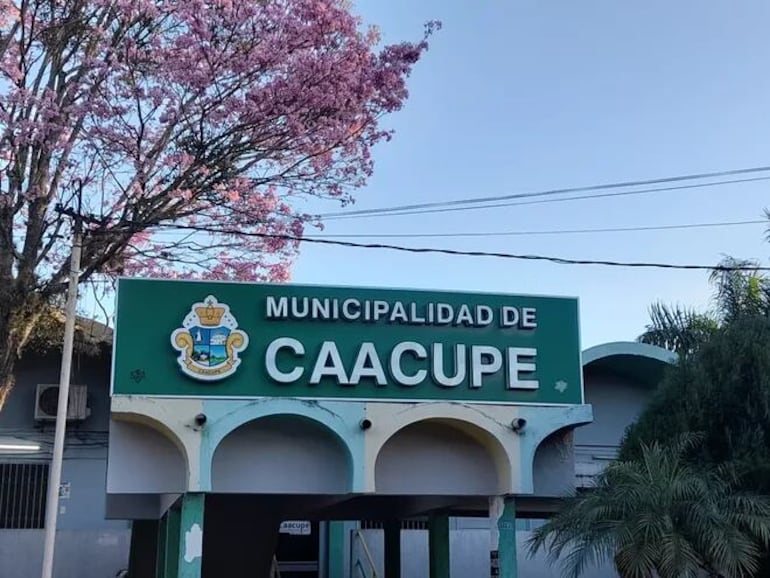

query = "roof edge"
[582,341,677,367]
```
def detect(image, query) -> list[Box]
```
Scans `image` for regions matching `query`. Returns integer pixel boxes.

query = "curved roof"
[582,341,677,387]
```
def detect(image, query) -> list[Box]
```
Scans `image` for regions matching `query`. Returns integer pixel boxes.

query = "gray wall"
[353,527,619,578]
[575,370,650,448]
[532,429,576,497]
[375,421,498,495]
[106,420,186,494]
[0,349,130,576]
[0,529,130,578]
[211,415,351,493]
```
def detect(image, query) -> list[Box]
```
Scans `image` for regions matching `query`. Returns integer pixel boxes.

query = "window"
[0,463,48,529]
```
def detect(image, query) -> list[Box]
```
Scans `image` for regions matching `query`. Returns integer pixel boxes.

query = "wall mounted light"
[0,437,41,453]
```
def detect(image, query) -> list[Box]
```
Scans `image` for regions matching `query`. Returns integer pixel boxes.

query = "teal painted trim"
[156,514,168,578]
[199,399,366,492]
[582,341,676,366]
[327,521,346,578]
[497,498,517,578]
[165,507,181,578]
[178,493,205,578]
[428,514,450,578]
[384,520,402,578]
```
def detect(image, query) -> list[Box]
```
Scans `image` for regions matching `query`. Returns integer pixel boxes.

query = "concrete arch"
[201,399,365,492]
[511,404,593,495]
[365,402,513,494]
[375,417,510,496]
[211,413,354,494]
[583,341,676,387]
[110,396,202,490]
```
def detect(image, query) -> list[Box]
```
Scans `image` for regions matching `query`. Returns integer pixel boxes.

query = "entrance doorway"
[275,521,319,577]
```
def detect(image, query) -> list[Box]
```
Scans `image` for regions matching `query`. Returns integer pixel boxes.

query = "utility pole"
[40,214,83,578]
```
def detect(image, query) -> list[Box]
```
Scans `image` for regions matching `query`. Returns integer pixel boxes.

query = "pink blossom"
[0,0,436,287]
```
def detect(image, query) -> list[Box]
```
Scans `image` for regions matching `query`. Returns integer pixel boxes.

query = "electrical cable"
[304,219,766,239]
[322,175,770,220]
[147,223,770,271]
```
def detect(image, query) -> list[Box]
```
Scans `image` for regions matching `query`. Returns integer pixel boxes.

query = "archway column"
[177,493,205,578]
[384,520,402,578]
[429,513,450,578]
[490,496,517,578]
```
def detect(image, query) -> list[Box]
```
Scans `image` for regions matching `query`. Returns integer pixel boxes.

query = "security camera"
[194,413,207,427]
[359,418,372,431]
[511,418,527,434]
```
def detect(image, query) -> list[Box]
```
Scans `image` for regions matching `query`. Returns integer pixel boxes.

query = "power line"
[322,174,770,221]
[146,223,770,271]
[321,165,770,218]
[303,219,766,239]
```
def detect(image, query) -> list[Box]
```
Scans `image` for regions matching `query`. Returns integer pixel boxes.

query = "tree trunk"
[0,288,47,411]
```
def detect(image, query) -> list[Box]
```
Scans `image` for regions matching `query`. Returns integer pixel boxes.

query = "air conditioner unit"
[34,384,90,421]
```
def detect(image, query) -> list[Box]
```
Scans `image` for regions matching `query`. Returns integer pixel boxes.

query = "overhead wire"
[322,175,770,220]
[320,165,770,219]
[142,223,770,271]
[301,219,766,239]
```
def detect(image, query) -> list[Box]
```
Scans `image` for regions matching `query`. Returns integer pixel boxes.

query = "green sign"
[112,278,583,405]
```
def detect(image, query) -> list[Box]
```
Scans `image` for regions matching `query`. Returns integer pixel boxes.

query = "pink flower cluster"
[0,0,437,286]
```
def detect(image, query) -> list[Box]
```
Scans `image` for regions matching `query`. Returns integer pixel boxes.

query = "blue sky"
[291,0,770,347]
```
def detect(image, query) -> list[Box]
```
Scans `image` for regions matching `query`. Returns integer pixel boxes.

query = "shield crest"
[190,326,231,367]
[171,295,249,382]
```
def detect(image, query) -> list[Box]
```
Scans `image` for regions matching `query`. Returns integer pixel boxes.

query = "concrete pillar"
[164,507,181,578]
[429,513,450,578]
[326,521,346,578]
[384,520,402,578]
[177,493,205,578]
[490,496,517,578]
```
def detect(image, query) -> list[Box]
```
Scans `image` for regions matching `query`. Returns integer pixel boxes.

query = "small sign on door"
[279,521,311,535]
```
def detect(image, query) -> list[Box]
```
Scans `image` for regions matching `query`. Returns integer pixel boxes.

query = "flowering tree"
[0,0,436,407]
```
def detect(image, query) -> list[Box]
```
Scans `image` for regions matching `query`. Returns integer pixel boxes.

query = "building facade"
[0,281,675,578]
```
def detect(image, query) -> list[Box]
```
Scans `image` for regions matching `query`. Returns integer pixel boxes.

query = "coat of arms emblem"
[171,295,249,381]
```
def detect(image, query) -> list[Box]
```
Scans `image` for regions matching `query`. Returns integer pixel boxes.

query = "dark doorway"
[275,520,319,577]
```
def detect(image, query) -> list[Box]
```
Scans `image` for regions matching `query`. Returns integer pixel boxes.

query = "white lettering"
[373,300,389,321]
[455,304,474,326]
[436,303,454,324]
[311,298,330,320]
[331,300,339,320]
[471,346,502,388]
[390,342,427,386]
[476,305,493,326]
[309,342,350,385]
[265,338,304,383]
[432,343,467,387]
[410,303,426,324]
[266,296,288,319]
[342,299,361,320]
[500,306,520,327]
[507,347,538,389]
[390,302,409,324]
[522,308,537,329]
[349,342,387,385]
[291,297,309,318]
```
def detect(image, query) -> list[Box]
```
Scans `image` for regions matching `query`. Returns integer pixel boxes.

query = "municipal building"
[0,278,676,578]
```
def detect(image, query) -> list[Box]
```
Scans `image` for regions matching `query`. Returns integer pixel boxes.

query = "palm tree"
[639,257,770,357]
[528,435,770,578]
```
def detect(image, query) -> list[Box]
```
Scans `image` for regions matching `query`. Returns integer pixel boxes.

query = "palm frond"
[638,302,718,356]
[528,434,770,578]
